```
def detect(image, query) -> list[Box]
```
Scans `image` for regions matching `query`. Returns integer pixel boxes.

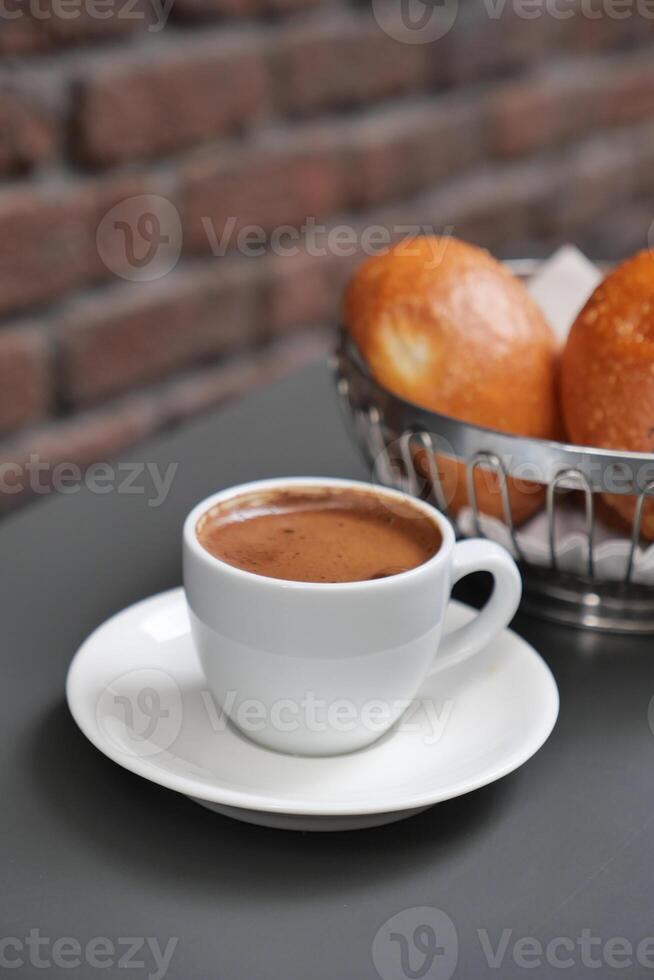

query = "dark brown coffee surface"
[196,487,441,583]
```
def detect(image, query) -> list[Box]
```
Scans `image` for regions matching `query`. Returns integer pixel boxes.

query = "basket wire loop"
[625,479,654,584]
[336,374,350,404]
[399,430,421,496]
[547,469,595,578]
[466,452,525,563]
[336,375,362,453]
[363,406,396,487]
[414,431,453,519]
[351,409,367,459]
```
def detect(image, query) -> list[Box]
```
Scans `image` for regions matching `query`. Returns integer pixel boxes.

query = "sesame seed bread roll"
[562,250,654,538]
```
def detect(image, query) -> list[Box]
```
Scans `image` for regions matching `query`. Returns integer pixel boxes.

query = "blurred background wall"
[1,0,654,509]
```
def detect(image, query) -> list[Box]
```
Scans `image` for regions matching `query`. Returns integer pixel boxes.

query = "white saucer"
[66,589,559,832]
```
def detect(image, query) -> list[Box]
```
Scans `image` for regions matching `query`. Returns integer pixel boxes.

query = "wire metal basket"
[333,260,654,634]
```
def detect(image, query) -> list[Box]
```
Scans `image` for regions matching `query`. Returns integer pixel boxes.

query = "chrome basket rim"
[335,327,654,493]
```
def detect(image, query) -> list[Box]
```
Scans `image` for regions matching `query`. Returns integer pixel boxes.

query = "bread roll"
[344,236,560,524]
[561,250,654,538]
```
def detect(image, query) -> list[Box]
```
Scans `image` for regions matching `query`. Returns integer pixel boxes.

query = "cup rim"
[183,476,454,591]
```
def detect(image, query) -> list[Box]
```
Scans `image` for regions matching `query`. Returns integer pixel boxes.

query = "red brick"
[181,101,487,256]
[491,55,654,158]
[0,21,44,56]
[0,393,159,510]
[1,327,332,514]
[0,84,58,175]
[579,194,654,262]
[265,0,322,12]
[255,326,333,384]
[58,261,265,405]
[0,175,168,317]
[447,4,549,84]
[0,185,88,317]
[181,133,348,252]
[568,0,654,51]
[631,123,654,196]
[157,356,264,422]
[264,251,337,334]
[124,325,331,425]
[171,0,321,21]
[274,13,428,115]
[347,99,487,207]
[547,129,640,236]
[448,0,650,87]
[23,396,158,465]
[399,155,562,252]
[172,0,260,16]
[601,59,654,126]
[419,120,654,250]
[0,328,51,435]
[75,33,268,166]
[491,69,585,157]
[0,2,155,55]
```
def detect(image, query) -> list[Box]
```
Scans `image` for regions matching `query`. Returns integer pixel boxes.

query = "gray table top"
[3,362,654,980]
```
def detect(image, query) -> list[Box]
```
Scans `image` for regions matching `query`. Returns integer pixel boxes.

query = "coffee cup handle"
[428,538,522,676]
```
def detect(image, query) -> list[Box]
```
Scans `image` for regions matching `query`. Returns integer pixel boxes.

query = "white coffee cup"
[183,477,522,757]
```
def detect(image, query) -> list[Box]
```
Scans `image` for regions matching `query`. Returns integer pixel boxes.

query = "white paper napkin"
[526,245,603,343]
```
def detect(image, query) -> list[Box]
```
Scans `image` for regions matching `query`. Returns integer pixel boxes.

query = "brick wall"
[2,0,654,508]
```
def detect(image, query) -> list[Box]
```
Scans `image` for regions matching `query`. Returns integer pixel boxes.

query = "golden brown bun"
[344,236,560,524]
[411,449,547,526]
[561,249,654,538]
